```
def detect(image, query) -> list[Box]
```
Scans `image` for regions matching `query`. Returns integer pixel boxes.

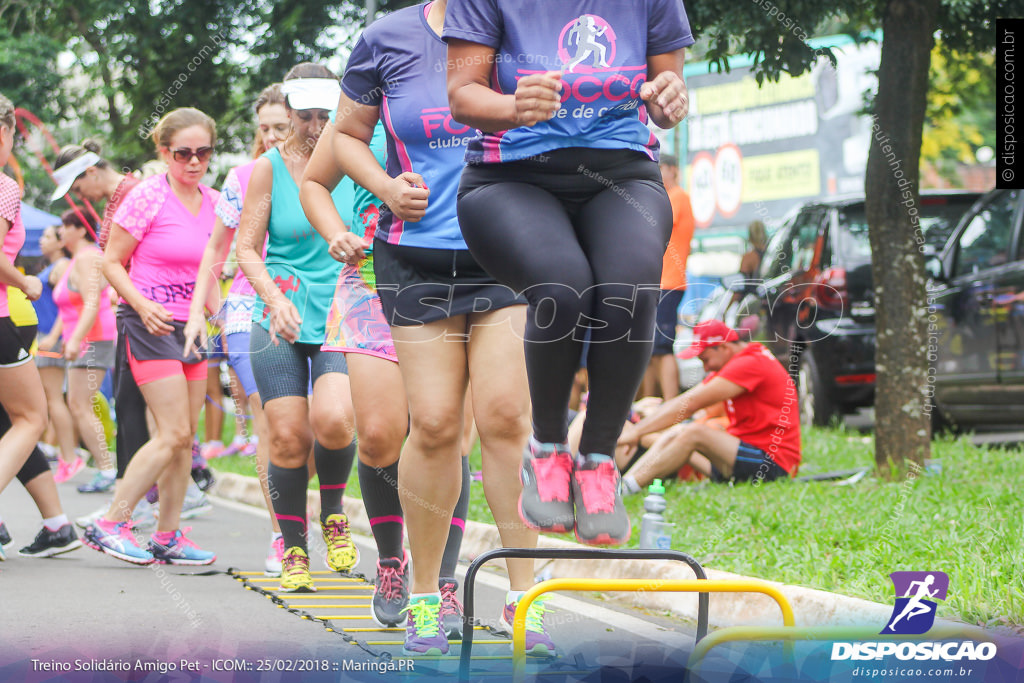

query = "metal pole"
[365,0,378,25]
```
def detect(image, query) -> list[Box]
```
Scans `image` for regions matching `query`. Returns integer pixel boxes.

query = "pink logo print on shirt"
[274,275,300,295]
[558,15,617,72]
[420,107,472,139]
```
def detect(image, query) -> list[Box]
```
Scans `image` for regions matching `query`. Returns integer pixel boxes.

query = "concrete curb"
[210,472,894,630]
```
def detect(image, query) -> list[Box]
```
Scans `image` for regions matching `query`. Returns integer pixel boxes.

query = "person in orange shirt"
[644,153,695,399]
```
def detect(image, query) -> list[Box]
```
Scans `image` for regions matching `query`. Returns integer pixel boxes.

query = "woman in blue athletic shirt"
[327,0,547,657]
[445,0,694,546]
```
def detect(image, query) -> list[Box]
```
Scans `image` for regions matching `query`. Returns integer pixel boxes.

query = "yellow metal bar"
[512,579,794,682]
[317,615,378,620]
[288,604,368,609]
[687,623,997,676]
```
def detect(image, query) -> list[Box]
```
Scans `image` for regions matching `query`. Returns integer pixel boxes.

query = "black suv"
[927,188,1024,429]
[725,191,980,426]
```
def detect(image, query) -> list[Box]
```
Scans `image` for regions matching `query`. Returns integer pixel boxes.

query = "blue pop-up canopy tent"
[19,202,61,258]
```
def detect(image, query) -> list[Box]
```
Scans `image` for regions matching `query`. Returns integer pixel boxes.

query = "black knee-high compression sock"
[315,440,357,521]
[268,463,309,551]
[358,460,404,561]
[440,455,470,581]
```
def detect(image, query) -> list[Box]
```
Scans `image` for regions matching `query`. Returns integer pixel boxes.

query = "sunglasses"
[170,146,214,163]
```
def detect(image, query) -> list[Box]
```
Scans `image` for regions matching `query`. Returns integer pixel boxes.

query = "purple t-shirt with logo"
[443,0,694,163]
[342,2,475,249]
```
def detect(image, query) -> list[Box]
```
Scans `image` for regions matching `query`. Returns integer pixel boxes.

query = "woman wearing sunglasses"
[183,83,289,575]
[86,107,219,566]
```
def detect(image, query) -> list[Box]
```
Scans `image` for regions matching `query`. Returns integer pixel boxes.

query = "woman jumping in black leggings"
[446,0,694,545]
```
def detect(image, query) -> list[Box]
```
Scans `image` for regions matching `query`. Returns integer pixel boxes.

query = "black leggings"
[458,148,672,456]
[114,311,150,478]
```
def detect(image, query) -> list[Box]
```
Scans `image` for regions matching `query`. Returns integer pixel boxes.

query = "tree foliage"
[0,0,422,173]
[0,32,67,126]
[922,45,994,179]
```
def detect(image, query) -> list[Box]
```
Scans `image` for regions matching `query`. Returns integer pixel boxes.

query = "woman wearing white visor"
[236,64,360,592]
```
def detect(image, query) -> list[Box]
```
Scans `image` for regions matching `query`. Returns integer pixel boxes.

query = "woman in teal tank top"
[236,63,359,592]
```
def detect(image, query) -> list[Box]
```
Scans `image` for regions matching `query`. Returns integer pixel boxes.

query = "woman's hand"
[514,71,563,127]
[384,173,431,223]
[640,71,689,127]
[267,297,303,345]
[136,299,175,336]
[328,231,370,265]
[20,275,43,301]
[182,311,209,360]
[38,332,60,353]
[617,422,642,449]
[63,336,83,362]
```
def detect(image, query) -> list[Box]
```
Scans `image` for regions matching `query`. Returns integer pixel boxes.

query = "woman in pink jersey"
[0,92,49,545]
[53,209,118,494]
[87,107,219,566]
[184,83,291,574]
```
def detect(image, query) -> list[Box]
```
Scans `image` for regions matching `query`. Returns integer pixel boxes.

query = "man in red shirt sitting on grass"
[617,320,801,492]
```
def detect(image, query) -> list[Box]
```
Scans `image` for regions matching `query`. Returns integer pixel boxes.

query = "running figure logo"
[881,571,949,635]
[559,15,617,72]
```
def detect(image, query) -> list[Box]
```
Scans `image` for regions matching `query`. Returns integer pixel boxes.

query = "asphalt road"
[0,474,698,682]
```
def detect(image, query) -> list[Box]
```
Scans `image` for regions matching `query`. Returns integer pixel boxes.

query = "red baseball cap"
[679,320,740,359]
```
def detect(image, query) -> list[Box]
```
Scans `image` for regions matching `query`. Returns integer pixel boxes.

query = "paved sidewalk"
[0,471,698,682]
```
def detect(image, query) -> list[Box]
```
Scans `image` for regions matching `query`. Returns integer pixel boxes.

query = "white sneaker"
[265,535,285,576]
[75,503,109,530]
[133,498,158,530]
[181,484,213,520]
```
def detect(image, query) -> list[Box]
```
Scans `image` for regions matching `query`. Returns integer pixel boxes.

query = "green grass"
[208,419,1024,627]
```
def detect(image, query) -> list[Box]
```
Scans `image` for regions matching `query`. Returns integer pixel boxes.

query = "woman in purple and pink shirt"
[446,0,693,547]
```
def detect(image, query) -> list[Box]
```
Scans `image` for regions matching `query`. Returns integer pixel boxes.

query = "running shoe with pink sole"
[571,459,631,546]
[53,457,86,484]
[518,442,575,533]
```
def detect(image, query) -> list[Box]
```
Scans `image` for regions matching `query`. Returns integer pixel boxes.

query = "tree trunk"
[865,0,939,476]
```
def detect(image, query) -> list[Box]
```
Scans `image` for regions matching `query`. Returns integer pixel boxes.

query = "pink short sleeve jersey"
[0,174,26,319]
[113,174,219,321]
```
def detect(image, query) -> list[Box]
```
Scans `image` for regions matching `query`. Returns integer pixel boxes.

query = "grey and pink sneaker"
[501,595,556,656]
[402,595,449,656]
[571,458,631,546]
[439,579,464,639]
[518,442,575,532]
[372,551,410,627]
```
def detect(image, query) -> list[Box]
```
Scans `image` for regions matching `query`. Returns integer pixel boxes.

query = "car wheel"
[798,349,837,428]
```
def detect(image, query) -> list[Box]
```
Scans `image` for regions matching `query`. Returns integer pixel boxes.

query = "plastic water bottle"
[639,479,673,549]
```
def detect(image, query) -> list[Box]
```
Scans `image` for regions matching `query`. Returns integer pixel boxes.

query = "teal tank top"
[349,122,387,251]
[254,147,348,344]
